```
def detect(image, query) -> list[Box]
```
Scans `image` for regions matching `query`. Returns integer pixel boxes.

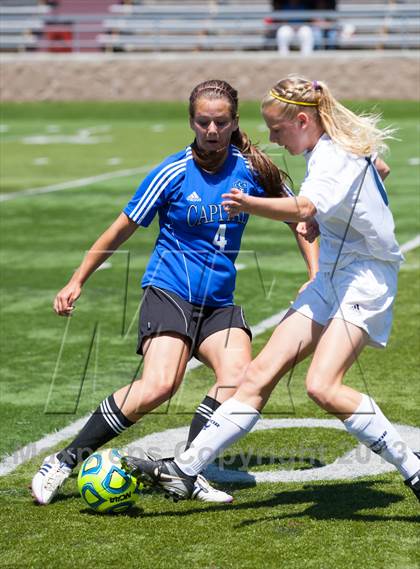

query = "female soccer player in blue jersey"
[122,76,420,503]
[31,79,318,505]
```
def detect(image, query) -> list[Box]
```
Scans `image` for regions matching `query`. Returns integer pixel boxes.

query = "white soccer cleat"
[192,474,233,503]
[31,453,72,505]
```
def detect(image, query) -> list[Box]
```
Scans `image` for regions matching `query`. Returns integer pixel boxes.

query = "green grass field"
[0,101,419,569]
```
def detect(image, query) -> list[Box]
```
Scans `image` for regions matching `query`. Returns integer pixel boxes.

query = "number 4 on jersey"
[213,224,227,251]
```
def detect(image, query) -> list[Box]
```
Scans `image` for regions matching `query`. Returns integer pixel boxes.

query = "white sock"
[344,394,420,480]
[175,398,260,476]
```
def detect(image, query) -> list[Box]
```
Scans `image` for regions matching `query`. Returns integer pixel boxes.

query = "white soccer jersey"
[299,134,403,272]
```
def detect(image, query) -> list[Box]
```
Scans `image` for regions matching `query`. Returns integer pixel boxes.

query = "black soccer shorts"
[137,286,251,359]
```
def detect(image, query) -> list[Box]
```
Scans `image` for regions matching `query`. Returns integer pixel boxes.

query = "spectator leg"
[298,25,315,55]
[276,25,293,55]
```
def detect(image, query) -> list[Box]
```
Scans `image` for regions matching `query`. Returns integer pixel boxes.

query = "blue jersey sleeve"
[123,149,188,227]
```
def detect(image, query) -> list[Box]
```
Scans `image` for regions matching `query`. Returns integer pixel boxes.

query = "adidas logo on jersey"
[187,192,201,202]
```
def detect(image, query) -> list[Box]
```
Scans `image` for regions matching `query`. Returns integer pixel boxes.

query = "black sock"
[184,395,220,450]
[57,394,134,468]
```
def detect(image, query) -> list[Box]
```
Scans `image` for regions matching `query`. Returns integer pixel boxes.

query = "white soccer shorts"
[292,259,399,348]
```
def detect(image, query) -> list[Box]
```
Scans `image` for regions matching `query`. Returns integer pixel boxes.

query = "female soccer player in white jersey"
[123,76,420,503]
[31,79,318,505]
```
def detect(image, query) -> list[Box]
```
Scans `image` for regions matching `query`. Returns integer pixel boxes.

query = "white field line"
[1,236,419,477]
[0,164,153,202]
[96,261,112,271]
[126,421,420,483]
[401,234,420,253]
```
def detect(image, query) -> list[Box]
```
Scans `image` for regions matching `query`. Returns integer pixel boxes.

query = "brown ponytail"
[231,128,290,197]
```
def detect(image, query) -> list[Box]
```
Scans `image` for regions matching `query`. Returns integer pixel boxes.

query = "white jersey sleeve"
[299,141,354,217]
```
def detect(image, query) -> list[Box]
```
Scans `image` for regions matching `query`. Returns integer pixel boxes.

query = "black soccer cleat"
[405,452,420,503]
[144,452,233,503]
[404,470,420,502]
[121,455,196,501]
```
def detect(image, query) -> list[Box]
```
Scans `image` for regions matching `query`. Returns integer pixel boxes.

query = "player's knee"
[306,374,331,408]
[143,372,182,403]
[156,379,181,402]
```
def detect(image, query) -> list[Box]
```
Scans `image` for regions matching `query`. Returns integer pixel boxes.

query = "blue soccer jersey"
[123,144,266,307]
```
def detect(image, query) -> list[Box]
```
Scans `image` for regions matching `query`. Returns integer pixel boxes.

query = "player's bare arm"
[222,187,316,222]
[375,157,391,180]
[288,222,319,289]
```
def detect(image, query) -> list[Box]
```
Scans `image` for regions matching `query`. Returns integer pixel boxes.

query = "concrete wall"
[1,52,419,101]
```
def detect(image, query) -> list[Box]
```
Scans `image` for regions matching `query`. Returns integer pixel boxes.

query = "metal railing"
[0,2,419,53]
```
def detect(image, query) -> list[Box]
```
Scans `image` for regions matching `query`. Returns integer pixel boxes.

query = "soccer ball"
[77,449,141,514]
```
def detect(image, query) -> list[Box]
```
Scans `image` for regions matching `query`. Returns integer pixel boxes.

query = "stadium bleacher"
[0,1,50,51]
[0,0,419,52]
